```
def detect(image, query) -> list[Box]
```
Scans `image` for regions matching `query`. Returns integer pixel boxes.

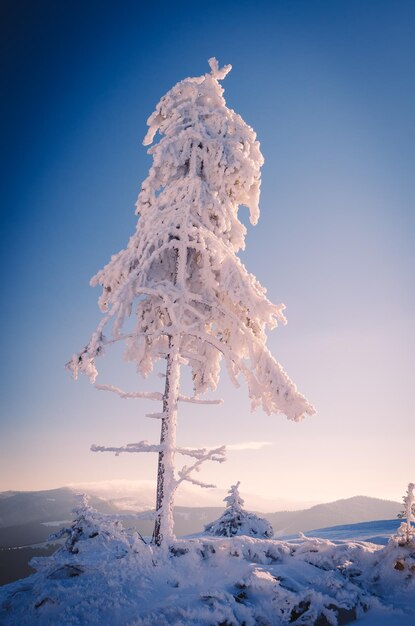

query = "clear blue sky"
[1,0,414,508]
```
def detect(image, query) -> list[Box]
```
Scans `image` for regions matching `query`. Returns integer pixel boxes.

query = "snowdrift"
[1,501,414,625]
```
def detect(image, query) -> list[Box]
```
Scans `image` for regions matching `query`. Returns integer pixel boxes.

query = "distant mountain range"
[0,486,401,538]
[0,487,402,586]
[268,495,401,536]
[0,488,120,529]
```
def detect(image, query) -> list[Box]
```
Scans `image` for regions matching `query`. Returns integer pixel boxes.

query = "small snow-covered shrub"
[396,482,415,545]
[30,494,137,577]
[205,482,274,538]
[369,533,415,592]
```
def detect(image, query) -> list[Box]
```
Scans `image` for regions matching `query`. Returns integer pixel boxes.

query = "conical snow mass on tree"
[205,482,273,538]
[68,58,315,546]
[397,482,415,544]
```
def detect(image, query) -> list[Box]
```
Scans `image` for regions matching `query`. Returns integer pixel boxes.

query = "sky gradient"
[1,0,414,510]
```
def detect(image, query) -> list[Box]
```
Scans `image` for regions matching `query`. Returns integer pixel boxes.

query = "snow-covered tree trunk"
[153,336,181,546]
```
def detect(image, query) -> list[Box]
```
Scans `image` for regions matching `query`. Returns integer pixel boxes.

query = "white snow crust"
[1,497,414,625]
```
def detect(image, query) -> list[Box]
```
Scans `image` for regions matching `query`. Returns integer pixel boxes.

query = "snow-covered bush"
[1,533,379,626]
[205,482,273,538]
[370,534,415,594]
[364,482,415,586]
[5,500,415,626]
[30,495,136,578]
[394,521,415,546]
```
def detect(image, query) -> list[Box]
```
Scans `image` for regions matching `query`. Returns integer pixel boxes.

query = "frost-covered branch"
[91,441,162,456]
[95,384,163,401]
[178,395,223,405]
[176,445,226,460]
[145,411,166,419]
[179,475,217,489]
[177,445,226,488]
[104,511,156,522]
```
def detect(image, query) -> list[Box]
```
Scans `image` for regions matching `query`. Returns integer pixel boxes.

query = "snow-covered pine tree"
[397,482,415,544]
[67,58,315,547]
[47,494,130,557]
[31,495,134,582]
[205,482,273,538]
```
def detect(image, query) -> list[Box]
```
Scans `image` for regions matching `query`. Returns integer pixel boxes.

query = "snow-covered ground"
[0,501,414,625]
[285,519,402,545]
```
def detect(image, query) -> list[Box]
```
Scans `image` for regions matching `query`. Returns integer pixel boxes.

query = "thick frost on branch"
[145,411,166,420]
[176,445,226,460]
[208,56,232,80]
[91,441,162,456]
[177,445,226,489]
[95,383,163,401]
[178,394,223,405]
[105,511,156,522]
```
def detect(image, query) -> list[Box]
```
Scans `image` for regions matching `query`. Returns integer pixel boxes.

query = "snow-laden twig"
[176,445,226,460]
[145,412,166,419]
[95,384,163,401]
[104,511,156,522]
[102,327,165,347]
[91,441,162,456]
[178,394,223,405]
[180,475,217,489]
[177,445,226,488]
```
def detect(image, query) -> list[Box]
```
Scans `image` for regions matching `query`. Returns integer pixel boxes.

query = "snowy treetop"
[224,481,245,510]
[141,57,260,233]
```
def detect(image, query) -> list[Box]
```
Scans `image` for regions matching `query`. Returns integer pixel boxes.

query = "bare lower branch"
[95,384,163,401]
[176,445,226,487]
[91,441,162,456]
[106,511,156,521]
[178,395,223,405]
[176,445,226,460]
[180,475,217,489]
[103,327,166,347]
